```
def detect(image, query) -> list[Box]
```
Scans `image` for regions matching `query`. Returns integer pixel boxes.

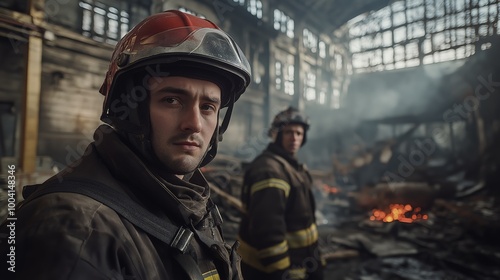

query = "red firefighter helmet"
[100,10,251,111]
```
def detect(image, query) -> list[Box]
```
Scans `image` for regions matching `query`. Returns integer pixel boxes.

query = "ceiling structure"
[282,0,393,34]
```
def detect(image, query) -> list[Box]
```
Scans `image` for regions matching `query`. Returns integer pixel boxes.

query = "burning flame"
[322,184,340,194]
[370,204,428,223]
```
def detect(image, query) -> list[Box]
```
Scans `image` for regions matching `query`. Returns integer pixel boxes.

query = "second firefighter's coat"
[238,143,323,280]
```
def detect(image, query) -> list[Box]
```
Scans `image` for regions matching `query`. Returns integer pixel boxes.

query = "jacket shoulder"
[248,152,286,173]
[244,152,289,184]
[16,192,122,239]
[1,192,145,279]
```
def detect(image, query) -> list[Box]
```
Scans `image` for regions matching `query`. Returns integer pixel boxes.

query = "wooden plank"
[19,0,44,173]
[20,35,43,173]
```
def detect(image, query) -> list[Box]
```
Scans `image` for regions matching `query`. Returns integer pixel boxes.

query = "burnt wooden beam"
[19,0,44,173]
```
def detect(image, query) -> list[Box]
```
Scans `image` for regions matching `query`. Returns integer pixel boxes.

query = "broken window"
[335,54,343,71]
[247,0,263,19]
[79,0,129,44]
[303,28,318,54]
[273,9,294,38]
[318,91,326,105]
[275,60,283,91]
[275,55,295,96]
[304,70,316,101]
[346,0,500,73]
[284,63,295,96]
[319,41,327,58]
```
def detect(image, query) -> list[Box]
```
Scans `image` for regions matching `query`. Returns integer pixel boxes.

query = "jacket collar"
[93,125,210,226]
[267,142,301,169]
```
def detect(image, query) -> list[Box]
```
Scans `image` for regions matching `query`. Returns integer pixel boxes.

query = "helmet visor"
[125,27,251,81]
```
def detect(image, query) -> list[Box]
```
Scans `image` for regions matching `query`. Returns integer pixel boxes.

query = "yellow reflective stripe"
[259,240,288,258]
[238,239,289,259]
[250,178,290,197]
[265,257,290,273]
[238,238,291,273]
[286,223,318,248]
[288,267,307,279]
[202,269,220,280]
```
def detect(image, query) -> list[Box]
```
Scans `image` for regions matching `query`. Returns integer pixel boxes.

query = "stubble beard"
[157,146,207,175]
[152,132,207,175]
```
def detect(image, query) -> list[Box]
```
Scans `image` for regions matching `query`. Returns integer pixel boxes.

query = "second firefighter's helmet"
[269,106,310,146]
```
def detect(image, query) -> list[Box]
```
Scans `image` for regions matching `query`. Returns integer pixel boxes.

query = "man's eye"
[160,97,178,104]
[201,104,216,112]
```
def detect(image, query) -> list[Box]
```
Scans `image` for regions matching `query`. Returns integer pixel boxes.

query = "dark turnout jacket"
[238,143,324,280]
[0,125,241,280]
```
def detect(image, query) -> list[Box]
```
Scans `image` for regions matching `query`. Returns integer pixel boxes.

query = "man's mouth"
[174,141,201,151]
[175,141,200,147]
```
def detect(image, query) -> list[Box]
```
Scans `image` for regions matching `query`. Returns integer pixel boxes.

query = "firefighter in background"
[238,106,324,280]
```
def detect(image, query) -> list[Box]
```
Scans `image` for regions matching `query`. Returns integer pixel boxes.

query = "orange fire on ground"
[322,184,340,194]
[370,204,428,223]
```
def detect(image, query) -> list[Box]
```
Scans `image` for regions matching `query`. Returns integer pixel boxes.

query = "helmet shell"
[271,106,310,130]
[100,9,251,116]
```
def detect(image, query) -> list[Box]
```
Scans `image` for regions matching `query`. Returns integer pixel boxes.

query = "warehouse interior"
[1,0,500,278]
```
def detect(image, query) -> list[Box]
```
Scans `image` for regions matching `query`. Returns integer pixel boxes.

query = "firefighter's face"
[281,124,304,156]
[149,76,221,177]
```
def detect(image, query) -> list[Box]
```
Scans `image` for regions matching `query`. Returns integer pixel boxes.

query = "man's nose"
[180,106,202,133]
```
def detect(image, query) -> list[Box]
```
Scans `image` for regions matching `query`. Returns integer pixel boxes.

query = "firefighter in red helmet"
[238,106,325,280]
[0,10,250,279]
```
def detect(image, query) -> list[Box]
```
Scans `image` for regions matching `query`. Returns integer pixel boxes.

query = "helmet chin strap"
[198,93,235,167]
[218,94,235,139]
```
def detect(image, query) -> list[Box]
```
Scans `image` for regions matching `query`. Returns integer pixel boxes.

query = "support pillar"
[19,0,44,173]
